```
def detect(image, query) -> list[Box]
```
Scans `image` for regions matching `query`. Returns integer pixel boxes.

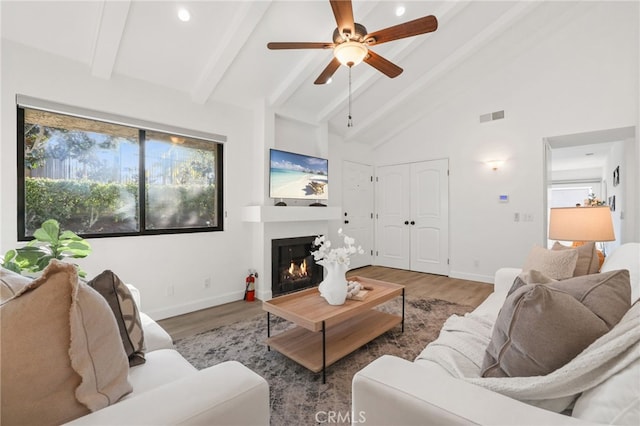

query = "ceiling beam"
[90,0,131,79]
[268,51,329,107]
[190,1,272,104]
[346,0,541,144]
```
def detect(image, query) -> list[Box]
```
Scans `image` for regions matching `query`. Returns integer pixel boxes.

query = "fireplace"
[271,236,323,297]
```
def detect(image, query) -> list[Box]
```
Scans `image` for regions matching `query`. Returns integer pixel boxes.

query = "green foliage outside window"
[146,184,217,229]
[24,178,217,235]
[24,178,139,235]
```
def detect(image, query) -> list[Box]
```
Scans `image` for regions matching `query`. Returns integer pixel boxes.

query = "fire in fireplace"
[272,236,323,297]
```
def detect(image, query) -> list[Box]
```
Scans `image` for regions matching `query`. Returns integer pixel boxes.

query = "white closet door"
[342,161,374,269]
[375,164,411,269]
[410,159,449,275]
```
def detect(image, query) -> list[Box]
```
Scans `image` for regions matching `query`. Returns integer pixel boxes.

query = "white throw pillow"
[522,245,579,280]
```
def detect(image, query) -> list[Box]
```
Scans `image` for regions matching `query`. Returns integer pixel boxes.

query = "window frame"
[16,97,225,240]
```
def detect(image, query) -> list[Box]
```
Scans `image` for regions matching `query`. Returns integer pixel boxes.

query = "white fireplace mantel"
[241,205,341,223]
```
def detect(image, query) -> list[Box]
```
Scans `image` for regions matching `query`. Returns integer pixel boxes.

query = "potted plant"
[1,219,92,277]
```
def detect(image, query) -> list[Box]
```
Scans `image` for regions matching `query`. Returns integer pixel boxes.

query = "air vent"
[480,110,505,123]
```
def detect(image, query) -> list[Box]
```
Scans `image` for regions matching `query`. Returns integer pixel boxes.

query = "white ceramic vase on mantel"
[318,261,348,305]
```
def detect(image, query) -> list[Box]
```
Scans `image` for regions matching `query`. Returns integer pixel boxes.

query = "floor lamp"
[548,206,616,263]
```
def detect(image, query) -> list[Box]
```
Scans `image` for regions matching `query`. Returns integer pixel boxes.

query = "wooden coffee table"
[262,276,405,383]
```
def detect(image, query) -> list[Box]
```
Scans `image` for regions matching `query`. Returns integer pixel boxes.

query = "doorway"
[544,126,637,251]
[342,161,374,269]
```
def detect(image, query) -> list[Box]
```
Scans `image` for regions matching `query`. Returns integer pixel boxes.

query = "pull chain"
[347,66,353,128]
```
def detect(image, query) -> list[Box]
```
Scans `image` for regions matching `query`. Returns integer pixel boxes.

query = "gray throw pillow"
[87,270,146,367]
[507,269,556,296]
[482,269,631,378]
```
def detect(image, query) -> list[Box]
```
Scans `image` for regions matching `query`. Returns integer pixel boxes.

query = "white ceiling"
[0,0,605,148]
[551,143,613,173]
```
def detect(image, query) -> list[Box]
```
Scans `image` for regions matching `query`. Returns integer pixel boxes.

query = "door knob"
[410,221,415,225]
[404,221,409,225]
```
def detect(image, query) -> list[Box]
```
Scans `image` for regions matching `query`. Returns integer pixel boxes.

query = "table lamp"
[549,206,615,264]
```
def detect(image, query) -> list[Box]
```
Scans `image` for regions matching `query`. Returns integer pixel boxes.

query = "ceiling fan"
[267,0,438,85]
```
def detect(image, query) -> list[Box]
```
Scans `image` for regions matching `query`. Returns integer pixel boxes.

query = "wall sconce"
[485,160,504,171]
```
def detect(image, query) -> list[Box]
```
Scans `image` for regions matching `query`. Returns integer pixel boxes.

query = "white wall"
[604,139,638,250]
[1,40,257,319]
[372,1,639,282]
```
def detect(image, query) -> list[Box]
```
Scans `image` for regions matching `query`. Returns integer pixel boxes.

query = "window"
[17,104,223,239]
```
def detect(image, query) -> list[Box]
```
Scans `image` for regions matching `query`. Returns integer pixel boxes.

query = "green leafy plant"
[1,219,92,277]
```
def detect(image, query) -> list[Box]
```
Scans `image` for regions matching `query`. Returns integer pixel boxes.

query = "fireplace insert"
[271,236,323,297]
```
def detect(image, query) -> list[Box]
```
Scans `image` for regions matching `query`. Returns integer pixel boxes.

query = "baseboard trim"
[258,289,273,301]
[146,291,245,321]
[449,271,494,284]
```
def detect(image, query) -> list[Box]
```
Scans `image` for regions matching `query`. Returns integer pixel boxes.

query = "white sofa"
[352,243,640,426]
[65,286,270,426]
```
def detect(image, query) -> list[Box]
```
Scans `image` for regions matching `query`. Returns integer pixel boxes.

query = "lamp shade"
[549,206,615,242]
[333,41,368,67]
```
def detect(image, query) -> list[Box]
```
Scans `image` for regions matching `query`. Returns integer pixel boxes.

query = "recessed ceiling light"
[178,8,191,22]
[395,5,406,17]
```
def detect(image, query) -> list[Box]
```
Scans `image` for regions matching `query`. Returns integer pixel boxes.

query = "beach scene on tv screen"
[270,150,328,200]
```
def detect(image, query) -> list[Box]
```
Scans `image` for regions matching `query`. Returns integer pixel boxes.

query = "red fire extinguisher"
[244,272,256,302]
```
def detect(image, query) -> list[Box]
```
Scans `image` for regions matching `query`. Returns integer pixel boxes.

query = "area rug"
[175,297,473,426]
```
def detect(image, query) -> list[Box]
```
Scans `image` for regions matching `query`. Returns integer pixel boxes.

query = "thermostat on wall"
[499,195,509,203]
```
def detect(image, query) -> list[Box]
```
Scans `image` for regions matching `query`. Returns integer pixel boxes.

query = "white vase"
[318,262,348,305]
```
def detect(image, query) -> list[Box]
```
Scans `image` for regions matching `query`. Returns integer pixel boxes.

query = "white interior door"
[342,161,374,269]
[375,164,411,269]
[410,159,449,275]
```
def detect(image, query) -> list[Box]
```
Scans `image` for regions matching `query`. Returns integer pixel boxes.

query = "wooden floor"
[158,265,494,341]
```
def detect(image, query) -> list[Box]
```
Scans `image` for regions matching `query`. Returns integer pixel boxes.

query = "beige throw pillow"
[1,260,131,425]
[522,245,578,279]
[87,270,146,366]
[481,269,631,378]
[552,241,599,276]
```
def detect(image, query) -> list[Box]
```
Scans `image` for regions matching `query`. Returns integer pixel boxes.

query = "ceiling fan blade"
[364,50,403,78]
[365,15,438,46]
[267,42,334,50]
[314,57,341,85]
[330,0,355,40]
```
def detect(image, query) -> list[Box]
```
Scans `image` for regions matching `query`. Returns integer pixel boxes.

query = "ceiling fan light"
[177,8,191,22]
[333,41,368,67]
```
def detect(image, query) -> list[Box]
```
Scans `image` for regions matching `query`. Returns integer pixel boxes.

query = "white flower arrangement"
[312,228,364,268]
[584,192,606,207]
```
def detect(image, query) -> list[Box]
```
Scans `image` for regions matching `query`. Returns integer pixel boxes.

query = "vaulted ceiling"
[1,1,593,147]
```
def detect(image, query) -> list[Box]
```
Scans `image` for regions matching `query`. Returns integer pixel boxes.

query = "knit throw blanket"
[416,302,640,412]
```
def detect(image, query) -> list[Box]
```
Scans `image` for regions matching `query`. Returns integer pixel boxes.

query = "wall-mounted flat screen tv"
[269,149,328,200]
